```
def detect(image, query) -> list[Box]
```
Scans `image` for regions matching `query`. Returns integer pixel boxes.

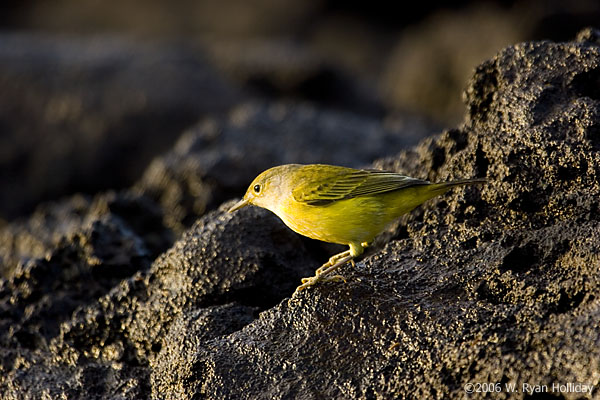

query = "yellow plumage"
[229,164,485,292]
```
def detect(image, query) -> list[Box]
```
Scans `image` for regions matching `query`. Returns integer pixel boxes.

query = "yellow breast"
[272,195,385,246]
[271,185,442,246]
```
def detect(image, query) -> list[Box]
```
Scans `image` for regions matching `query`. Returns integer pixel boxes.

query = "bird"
[228,164,486,293]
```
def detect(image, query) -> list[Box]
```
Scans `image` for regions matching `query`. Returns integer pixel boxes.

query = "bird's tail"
[387,177,486,218]
[427,177,487,196]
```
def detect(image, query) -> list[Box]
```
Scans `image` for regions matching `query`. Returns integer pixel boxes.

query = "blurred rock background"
[1,0,599,222]
[2,2,600,399]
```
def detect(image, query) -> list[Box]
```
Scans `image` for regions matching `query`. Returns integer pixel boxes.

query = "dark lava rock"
[2,99,420,273]
[151,303,258,398]
[380,3,600,127]
[381,4,527,126]
[0,192,173,346]
[0,33,240,221]
[0,191,172,279]
[134,100,432,233]
[3,29,600,400]
[201,38,385,117]
[154,30,600,398]
[0,203,318,398]
[0,191,173,398]
[0,97,425,397]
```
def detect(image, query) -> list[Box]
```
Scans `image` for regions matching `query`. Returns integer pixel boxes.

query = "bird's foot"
[294,254,354,294]
[294,275,320,293]
[315,250,352,275]
[293,274,346,294]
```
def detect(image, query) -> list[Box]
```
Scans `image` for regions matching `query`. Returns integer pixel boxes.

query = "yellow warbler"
[229,164,485,292]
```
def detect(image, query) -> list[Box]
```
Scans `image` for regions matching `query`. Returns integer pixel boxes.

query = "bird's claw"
[300,276,318,284]
[294,275,320,293]
[294,273,347,295]
[293,251,356,295]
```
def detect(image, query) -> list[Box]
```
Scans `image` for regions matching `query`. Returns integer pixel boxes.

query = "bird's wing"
[292,166,429,205]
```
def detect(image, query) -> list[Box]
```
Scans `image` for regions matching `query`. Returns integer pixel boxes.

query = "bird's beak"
[228,198,250,213]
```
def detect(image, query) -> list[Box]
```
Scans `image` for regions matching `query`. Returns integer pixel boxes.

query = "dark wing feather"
[292,166,429,205]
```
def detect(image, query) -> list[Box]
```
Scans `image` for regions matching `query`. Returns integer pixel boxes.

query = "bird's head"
[228,165,299,213]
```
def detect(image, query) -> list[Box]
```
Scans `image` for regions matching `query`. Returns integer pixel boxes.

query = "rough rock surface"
[168,30,600,399]
[2,29,600,399]
[0,191,173,278]
[0,97,423,397]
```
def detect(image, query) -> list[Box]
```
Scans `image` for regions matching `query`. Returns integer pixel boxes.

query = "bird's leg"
[315,250,352,275]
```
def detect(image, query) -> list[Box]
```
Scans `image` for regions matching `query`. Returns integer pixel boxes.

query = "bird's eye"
[253,184,261,193]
